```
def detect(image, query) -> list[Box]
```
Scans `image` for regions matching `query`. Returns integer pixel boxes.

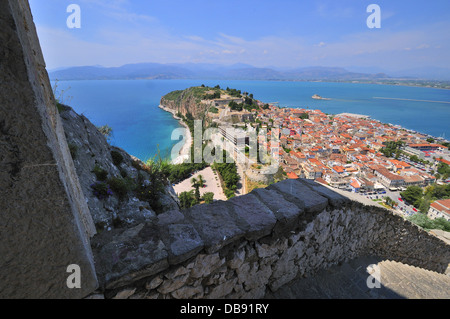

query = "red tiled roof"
[430,199,450,214]
[287,172,299,179]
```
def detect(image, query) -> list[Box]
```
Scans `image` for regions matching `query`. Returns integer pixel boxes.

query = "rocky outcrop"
[59,105,180,230]
[160,87,210,120]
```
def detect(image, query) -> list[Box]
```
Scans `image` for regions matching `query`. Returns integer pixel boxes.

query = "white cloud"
[36,13,450,71]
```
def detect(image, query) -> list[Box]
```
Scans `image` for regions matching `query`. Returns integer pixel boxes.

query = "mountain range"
[48,63,450,81]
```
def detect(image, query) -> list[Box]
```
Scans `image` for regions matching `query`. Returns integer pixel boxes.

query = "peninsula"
[159,85,450,221]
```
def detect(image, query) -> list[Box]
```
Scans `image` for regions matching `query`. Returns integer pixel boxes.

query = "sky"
[29,0,450,72]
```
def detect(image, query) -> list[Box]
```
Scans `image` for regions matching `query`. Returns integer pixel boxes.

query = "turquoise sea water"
[56,80,450,162]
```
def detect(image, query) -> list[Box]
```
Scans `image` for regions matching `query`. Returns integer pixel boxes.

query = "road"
[364,189,418,217]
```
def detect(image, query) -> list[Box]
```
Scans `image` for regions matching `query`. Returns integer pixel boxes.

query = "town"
[196,87,450,224]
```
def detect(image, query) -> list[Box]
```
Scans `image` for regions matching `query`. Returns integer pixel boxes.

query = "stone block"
[164,224,204,265]
[171,285,204,299]
[157,273,190,295]
[190,253,225,279]
[251,188,304,235]
[299,179,350,208]
[228,194,277,241]
[157,209,185,226]
[268,179,329,214]
[207,278,238,299]
[184,201,246,253]
[91,223,169,290]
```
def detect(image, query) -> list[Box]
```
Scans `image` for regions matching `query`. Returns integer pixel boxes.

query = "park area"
[173,166,227,204]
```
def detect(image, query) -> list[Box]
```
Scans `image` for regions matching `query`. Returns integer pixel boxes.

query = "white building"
[428,199,450,222]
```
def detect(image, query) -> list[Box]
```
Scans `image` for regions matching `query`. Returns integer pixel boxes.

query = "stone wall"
[91,179,450,299]
[0,0,97,298]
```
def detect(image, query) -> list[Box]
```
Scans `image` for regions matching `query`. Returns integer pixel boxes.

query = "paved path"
[173,167,227,201]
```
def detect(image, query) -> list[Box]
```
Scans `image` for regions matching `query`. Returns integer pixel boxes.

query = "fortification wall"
[0,0,97,298]
[91,179,450,299]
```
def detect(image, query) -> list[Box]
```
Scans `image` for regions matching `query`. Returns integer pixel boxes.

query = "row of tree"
[212,151,240,199]
[400,183,450,213]
[380,141,404,158]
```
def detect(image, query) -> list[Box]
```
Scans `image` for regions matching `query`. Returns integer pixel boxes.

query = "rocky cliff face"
[160,87,210,120]
[59,105,179,231]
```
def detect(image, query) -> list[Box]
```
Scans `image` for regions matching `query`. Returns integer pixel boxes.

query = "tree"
[408,213,450,232]
[437,162,450,180]
[410,155,420,163]
[400,186,423,206]
[191,177,201,202]
[179,190,196,209]
[197,174,205,187]
[202,192,214,204]
[97,125,113,142]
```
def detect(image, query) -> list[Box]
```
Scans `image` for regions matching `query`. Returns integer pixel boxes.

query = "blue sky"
[29,0,450,72]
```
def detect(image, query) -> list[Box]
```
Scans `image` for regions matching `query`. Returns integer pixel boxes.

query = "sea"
[54,79,450,162]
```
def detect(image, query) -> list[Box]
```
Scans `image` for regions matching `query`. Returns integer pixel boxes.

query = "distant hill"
[389,67,450,81]
[49,63,393,81]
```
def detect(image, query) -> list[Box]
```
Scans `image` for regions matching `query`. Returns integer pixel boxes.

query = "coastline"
[335,113,371,119]
[158,104,192,164]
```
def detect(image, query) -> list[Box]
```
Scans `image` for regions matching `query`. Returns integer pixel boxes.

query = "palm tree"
[191,177,201,202]
[191,177,198,188]
[197,175,206,188]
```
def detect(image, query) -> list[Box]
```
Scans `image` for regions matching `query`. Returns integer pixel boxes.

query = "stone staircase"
[267,256,450,299]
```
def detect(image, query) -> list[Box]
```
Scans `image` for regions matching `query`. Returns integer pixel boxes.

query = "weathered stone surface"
[84,293,105,299]
[157,209,185,226]
[236,261,271,292]
[113,288,136,299]
[190,253,225,279]
[0,0,97,298]
[255,238,288,259]
[162,224,204,265]
[146,275,163,290]
[171,285,204,299]
[300,179,350,208]
[91,223,169,289]
[60,104,180,229]
[207,278,238,299]
[268,179,328,214]
[184,201,246,253]
[157,273,190,294]
[228,193,277,241]
[252,188,304,235]
[227,248,246,269]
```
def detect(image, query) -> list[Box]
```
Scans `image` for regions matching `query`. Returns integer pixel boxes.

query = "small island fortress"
[312,94,331,100]
[1,0,449,300]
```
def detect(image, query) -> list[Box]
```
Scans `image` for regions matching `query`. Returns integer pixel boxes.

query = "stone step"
[379,260,450,299]
[268,256,450,299]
